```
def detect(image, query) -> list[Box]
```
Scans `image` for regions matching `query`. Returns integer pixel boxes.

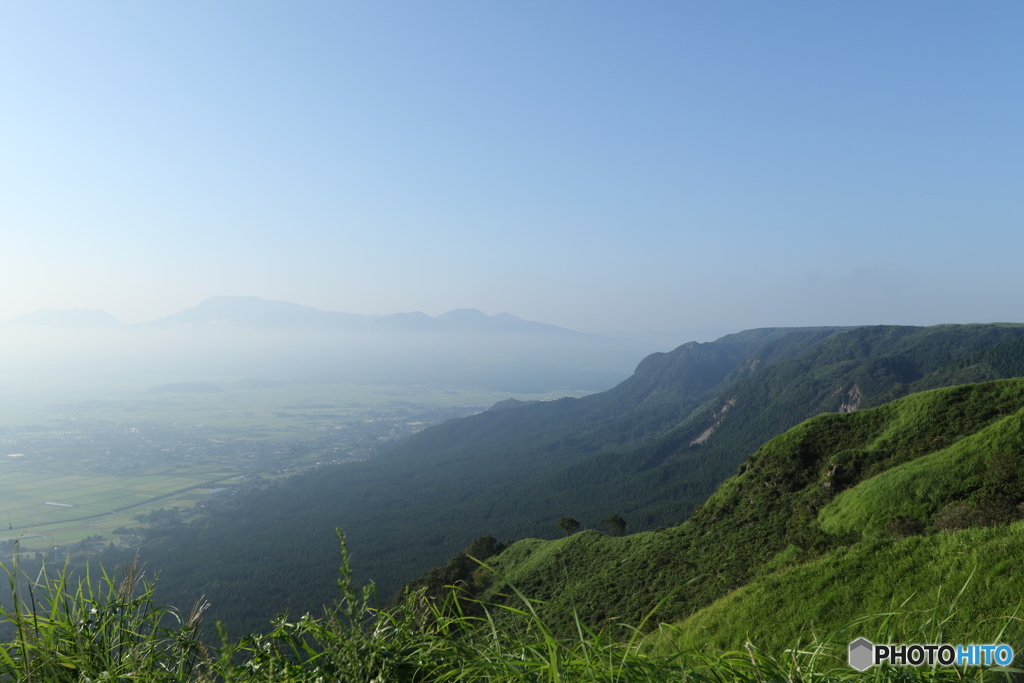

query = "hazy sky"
[3,2,1023,333]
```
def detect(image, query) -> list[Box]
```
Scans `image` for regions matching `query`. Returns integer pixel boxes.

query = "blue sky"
[2,2,1022,332]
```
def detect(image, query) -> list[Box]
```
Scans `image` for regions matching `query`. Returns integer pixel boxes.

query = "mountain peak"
[436,308,490,320]
[140,296,367,330]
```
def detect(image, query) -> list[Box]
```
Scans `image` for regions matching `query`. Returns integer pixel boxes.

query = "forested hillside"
[425,378,1024,652]
[135,324,1024,635]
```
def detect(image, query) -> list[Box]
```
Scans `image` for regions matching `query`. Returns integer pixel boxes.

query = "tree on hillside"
[558,516,581,536]
[601,514,627,536]
[465,535,508,561]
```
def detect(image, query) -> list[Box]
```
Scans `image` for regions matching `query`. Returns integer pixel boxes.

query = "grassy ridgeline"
[423,379,1024,651]
[1,543,1016,682]
[655,523,1024,656]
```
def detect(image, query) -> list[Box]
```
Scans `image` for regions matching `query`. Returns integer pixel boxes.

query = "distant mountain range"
[1,296,652,393]
[3,296,594,337]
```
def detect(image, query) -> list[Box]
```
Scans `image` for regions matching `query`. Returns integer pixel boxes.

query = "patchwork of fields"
[0,380,594,553]
[0,466,238,549]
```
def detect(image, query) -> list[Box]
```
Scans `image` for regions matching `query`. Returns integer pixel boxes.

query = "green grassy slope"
[818,408,1024,537]
[4,546,1005,683]
[602,325,1024,520]
[467,379,1024,643]
[655,524,1024,655]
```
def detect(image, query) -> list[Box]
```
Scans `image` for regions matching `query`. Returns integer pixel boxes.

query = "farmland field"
[0,379,593,553]
[0,468,237,548]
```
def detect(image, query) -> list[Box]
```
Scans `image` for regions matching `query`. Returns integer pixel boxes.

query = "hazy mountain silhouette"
[434,309,592,336]
[0,297,652,394]
[140,296,596,337]
[139,296,369,330]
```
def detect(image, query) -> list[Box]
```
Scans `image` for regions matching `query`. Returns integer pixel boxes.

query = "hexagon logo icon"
[849,638,874,671]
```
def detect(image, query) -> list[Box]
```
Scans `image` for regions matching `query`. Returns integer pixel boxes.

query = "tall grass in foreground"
[1,535,1020,682]
[0,545,208,682]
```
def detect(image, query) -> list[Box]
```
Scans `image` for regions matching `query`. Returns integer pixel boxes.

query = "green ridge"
[657,524,1024,655]
[441,379,1024,647]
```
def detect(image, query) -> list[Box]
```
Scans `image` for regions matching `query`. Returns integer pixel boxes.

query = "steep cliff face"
[838,384,862,413]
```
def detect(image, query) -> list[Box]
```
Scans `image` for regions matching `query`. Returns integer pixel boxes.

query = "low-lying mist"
[0,325,652,397]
